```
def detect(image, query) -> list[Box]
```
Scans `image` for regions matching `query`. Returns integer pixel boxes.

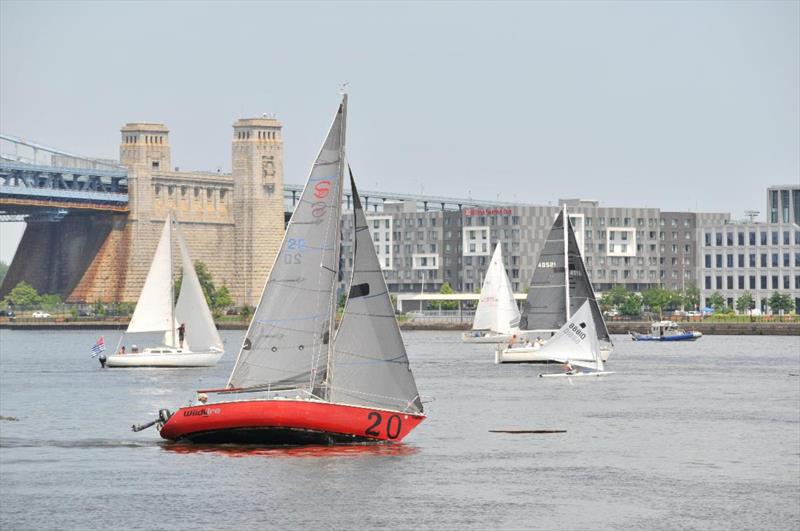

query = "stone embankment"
[2,319,798,335]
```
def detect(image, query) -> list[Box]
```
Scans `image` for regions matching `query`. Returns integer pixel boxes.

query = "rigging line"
[333,348,409,364]
[311,159,341,168]
[266,282,332,294]
[235,361,316,375]
[335,311,396,318]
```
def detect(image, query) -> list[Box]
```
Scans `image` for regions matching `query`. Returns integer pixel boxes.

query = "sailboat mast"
[325,93,347,397]
[169,212,177,348]
[563,204,570,321]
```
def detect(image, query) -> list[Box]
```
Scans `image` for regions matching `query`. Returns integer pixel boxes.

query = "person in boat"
[120,345,126,355]
[507,334,518,349]
[535,336,544,346]
[196,393,208,405]
[563,360,575,374]
[131,344,139,353]
[178,323,186,348]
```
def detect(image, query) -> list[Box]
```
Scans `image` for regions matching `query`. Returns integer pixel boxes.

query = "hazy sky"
[1,0,798,262]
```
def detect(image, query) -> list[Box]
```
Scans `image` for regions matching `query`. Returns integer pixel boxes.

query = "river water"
[0,330,798,530]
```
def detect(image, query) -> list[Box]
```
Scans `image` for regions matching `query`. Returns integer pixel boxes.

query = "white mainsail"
[531,301,603,370]
[472,243,520,335]
[174,221,223,352]
[328,171,423,414]
[127,218,174,335]
[227,96,347,390]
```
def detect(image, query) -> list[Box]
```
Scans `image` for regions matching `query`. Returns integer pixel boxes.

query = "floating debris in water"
[489,429,566,434]
[0,416,20,422]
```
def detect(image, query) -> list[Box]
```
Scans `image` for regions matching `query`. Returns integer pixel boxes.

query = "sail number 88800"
[365,411,402,439]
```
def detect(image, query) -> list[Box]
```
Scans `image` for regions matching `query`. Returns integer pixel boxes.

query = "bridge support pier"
[0,212,129,302]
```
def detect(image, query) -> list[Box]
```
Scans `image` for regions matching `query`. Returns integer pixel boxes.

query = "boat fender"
[98,354,107,368]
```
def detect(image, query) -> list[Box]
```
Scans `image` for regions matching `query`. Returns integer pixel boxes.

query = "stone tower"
[119,123,171,221]
[232,116,285,306]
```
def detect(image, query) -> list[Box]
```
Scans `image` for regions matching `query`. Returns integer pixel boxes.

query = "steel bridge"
[282,184,528,213]
[1,132,525,222]
[0,134,129,221]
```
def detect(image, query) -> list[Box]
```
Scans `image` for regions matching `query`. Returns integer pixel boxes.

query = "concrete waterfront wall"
[2,319,798,335]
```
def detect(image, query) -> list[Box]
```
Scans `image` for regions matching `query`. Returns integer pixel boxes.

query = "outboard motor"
[132,409,172,433]
[98,354,107,368]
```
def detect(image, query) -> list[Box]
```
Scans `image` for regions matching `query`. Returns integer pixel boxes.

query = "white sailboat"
[103,213,224,368]
[462,243,523,343]
[538,301,614,378]
[496,205,613,364]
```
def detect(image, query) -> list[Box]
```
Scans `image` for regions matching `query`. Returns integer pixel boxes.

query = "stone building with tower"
[4,117,287,306]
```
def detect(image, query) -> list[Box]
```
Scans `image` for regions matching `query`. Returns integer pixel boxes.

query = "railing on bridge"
[0,134,129,220]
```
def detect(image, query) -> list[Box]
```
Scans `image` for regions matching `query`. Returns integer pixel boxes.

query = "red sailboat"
[134,94,425,445]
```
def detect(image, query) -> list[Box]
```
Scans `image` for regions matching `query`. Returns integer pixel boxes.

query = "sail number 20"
[365,411,402,439]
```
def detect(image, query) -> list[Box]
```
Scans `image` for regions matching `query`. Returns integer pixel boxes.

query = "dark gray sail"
[227,97,347,390]
[519,210,567,332]
[566,219,611,342]
[329,170,423,414]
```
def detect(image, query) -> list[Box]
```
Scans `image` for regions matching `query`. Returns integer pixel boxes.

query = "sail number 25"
[365,411,402,439]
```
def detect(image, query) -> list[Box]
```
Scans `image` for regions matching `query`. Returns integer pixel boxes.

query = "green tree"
[666,290,684,311]
[436,282,458,311]
[706,292,726,312]
[214,285,233,310]
[768,292,795,315]
[735,292,754,314]
[600,286,628,311]
[0,261,8,286]
[642,288,672,318]
[40,294,62,311]
[2,281,41,309]
[619,293,643,317]
[683,283,700,310]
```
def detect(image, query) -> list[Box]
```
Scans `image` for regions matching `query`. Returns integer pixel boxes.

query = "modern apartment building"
[327,184,800,313]
[339,199,673,297]
[696,220,800,313]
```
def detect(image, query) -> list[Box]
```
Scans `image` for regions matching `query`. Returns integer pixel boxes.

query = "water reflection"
[161,441,420,459]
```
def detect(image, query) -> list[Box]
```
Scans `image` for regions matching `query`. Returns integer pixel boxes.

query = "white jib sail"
[174,220,223,352]
[127,218,173,335]
[473,243,520,334]
[533,301,601,368]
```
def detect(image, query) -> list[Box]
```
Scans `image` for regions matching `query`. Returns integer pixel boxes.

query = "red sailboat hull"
[159,399,425,445]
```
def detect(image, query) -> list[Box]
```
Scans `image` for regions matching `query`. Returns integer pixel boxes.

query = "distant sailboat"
[496,206,612,364]
[537,301,614,378]
[462,243,522,343]
[142,95,425,445]
[103,213,224,368]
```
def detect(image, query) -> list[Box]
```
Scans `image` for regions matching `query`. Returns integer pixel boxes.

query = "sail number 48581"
[365,411,402,439]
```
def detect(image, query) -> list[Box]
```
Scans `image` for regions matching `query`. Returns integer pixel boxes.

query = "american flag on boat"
[91,336,106,357]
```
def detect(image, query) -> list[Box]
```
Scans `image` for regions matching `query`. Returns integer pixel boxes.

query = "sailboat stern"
[159,399,425,445]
